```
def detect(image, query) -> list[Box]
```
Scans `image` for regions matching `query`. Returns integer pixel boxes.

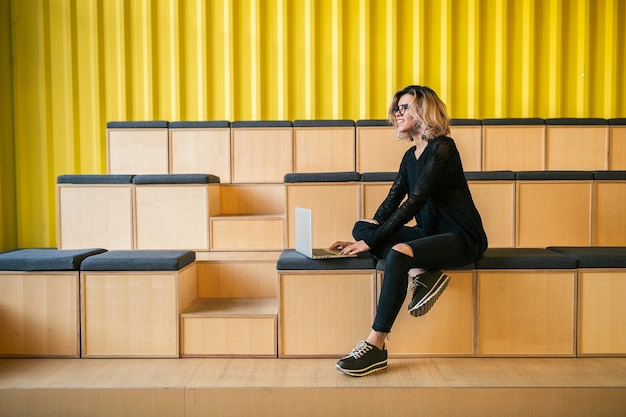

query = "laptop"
[294,207,356,259]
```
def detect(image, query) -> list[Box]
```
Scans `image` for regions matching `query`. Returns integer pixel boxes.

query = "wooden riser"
[1,357,625,417]
[180,298,277,357]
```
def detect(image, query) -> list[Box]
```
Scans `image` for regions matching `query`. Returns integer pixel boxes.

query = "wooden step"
[180,298,277,357]
[1,357,625,417]
[209,214,285,251]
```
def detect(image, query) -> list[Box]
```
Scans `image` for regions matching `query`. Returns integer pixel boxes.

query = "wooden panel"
[279,271,376,357]
[361,183,416,227]
[231,127,293,183]
[293,126,355,172]
[468,181,515,248]
[517,181,592,247]
[356,125,412,172]
[286,183,360,247]
[578,270,626,355]
[135,184,219,250]
[81,270,186,357]
[219,184,285,215]
[380,270,475,356]
[0,272,79,357]
[594,182,626,246]
[609,126,626,169]
[477,270,576,356]
[107,128,169,174]
[180,298,277,357]
[450,125,482,171]
[177,263,198,314]
[362,183,391,219]
[169,128,231,183]
[57,185,134,250]
[1,388,185,417]
[210,216,285,251]
[546,126,609,170]
[197,260,278,298]
[483,126,545,171]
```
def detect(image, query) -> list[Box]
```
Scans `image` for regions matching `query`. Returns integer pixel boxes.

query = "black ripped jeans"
[352,221,474,333]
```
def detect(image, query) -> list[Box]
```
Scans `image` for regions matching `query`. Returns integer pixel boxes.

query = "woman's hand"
[333,240,370,256]
[330,241,353,251]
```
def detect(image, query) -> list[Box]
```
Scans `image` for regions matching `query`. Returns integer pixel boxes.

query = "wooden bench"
[79,250,197,358]
[107,120,169,174]
[284,171,361,248]
[0,248,105,357]
[476,248,578,356]
[276,249,377,357]
[133,174,220,250]
[57,174,135,250]
[549,246,626,356]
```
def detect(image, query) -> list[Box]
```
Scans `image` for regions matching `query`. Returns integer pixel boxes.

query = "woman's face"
[394,93,415,134]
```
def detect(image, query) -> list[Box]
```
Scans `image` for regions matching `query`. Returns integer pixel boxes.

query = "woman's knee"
[392,243,413,257]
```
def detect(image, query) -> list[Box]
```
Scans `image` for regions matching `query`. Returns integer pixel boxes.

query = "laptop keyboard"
[312,248,339,257]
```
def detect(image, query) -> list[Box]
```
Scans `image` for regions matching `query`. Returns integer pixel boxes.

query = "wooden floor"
[1,357,625,417]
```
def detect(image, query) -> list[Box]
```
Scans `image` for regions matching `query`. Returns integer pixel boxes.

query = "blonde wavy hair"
[388,85,450,141]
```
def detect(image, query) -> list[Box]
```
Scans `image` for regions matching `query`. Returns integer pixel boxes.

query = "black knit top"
[367,136,488,260]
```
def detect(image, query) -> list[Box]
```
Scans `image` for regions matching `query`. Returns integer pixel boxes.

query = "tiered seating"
[14,118,623,360]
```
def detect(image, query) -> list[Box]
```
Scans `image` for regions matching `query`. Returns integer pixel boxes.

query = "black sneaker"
[407,270,450,317]
[336,340,388,376]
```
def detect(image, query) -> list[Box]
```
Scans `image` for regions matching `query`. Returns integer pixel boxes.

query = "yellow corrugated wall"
[1,0,625,249]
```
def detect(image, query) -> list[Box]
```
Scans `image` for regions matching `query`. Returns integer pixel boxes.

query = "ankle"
[366,331,388,350]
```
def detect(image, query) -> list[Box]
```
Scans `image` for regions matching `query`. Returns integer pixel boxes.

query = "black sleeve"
[364,138,454,248]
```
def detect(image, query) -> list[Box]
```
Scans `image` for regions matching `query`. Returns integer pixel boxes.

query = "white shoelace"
[348,341,372,359]
[408,275,428,293]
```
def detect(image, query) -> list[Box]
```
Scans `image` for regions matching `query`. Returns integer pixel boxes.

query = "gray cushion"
[284,172,360,183]
[451,119,482,126]
[132,174,220,184]
[593,171,626,180]
[476,248,577,269]
[106,121,168,128]
[57,175,134,184]
[0,248,107,271]
[546,118,607,125]
[516,171,594,181]
[231,120,292,128]
[482,118,545,125]
[80,250,195,271]
[548,247,626,268]
[276,249,376,270]
[465,171,515,181]
[168,121,230,128]
[355,119,391,127]
[609,118,626,125]
[294,120,354,127]
[360,172,397,182]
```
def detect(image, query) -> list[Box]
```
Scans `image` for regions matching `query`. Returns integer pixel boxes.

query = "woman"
[331,85,488,376]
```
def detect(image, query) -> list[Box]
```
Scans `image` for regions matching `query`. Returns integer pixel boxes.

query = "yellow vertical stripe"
[576,0,589,116]
[358,0,368,118]
[548,0,562,117]
[521,0,534,116]
[276,0,287,118]
[0,0,17,250]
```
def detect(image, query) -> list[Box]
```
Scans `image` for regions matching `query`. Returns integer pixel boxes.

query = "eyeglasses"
[393,104,410,116]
